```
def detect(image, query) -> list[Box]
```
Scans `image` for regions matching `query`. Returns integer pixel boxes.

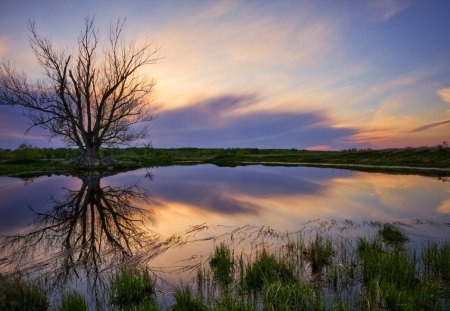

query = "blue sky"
[0,0,449,149]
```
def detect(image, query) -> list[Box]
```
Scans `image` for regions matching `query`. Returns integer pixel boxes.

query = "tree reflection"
[0,171,155,286]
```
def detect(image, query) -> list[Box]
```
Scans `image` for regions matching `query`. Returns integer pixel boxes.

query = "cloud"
[146,165,339,215]
[437,197,450,214]
[370,72,423,95]
[438,88,450,110]
[368,0,414,21]
[411,119,450,133]
[0,106,61,149]
[149,94,358,149]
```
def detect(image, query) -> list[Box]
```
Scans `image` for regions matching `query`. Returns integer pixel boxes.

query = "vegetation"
[172,285,207,311]
[244,250,296,291]
[110,268,158,310]
[0,18,157,167]
[1,145,449,177]
[378,223,408,245]
[0,274,48,311]
[305,234,334,273]
[58,292,87,311]
[1,224,449,310]
[209,243,234,287]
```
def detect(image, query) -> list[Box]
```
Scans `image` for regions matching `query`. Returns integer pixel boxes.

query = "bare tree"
[0,17,158,167]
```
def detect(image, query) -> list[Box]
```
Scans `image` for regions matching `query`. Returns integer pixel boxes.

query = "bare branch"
[0,17,158,167]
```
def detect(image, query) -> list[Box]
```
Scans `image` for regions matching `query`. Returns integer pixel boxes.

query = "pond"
[0,165,449,308]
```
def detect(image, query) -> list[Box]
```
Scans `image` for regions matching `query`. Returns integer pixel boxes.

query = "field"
[0,146,449,177]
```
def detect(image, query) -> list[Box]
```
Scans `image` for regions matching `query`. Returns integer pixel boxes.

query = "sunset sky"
[0,0,449,150]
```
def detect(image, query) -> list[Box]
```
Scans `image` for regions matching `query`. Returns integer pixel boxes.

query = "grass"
[378,223,408,245]
[212,292,255,311]
[244,250,296,291]
[110,267,158,309]
[209,243,234,287]
[263,280,324,311]
[1,225,449,310]
[305,234,334,273]
[58,291,87,311]
[1,146,449,177]
[172,284,207,311]
[0,274,48,311]
[423,242,450,283]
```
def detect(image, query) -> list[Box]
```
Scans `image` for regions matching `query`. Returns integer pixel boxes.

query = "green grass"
[244,250,296,291]
[262,280,324,311]
[212,292,255,311]
[172,284,207,311]
[357,237,449,310]
[0,275,48,311]
[378,223,408,245]
[305,234,334,273]
[423,242,450,283]
[2,230,450,310]
[58,291,87,311]
[110,268,157,309]
[209,243,234,287]
[1,146,449,177]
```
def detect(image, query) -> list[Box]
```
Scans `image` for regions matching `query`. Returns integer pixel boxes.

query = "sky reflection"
[1,166,449,239]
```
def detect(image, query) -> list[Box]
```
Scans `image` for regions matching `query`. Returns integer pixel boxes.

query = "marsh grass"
[58,291,87,311]
[263,280,324,311]
[2,227,449,310]
[423,242,450,283]
[172,284,207,311]
[244,250,296,291]
[212,291,255,311]
[0,275,48,311]
[378,223,408,245]
[209,243,234,287]
[110,268,158,309]
[306,235,334,273]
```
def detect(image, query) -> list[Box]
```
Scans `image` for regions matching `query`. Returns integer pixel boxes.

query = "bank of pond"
[0,146,449,177]
[1,224,449,310]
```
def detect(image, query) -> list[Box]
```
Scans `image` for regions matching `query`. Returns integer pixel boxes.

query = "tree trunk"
[82,145,101,168]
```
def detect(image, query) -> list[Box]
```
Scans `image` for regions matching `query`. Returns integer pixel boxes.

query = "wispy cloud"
[368,0,415,21]
[438,88,450,112]
[411,119,450,133]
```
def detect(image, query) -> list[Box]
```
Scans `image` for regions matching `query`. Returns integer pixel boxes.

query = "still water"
[0,165,449,305]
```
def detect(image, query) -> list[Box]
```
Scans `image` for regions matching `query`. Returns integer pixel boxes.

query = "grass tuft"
[305,234,334,273]
[172,284,207,311]
[212,291,255,311]
[209,243,234,287]
[423,242,450,283]
[263,280,324,311]
[378,223,408,245]
[0,275,48,311]
[244,250,296,291]
[110,267,156,308]
[58,291,87,311]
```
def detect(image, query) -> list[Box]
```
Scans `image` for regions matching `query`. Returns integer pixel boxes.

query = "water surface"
[0,165,449,305]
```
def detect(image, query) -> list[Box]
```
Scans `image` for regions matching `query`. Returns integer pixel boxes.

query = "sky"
[0,0,449,150]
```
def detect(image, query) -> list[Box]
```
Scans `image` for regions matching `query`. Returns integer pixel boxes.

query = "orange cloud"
[438,88,450,111]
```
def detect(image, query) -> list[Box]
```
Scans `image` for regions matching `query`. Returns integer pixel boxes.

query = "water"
[0,165,449,306]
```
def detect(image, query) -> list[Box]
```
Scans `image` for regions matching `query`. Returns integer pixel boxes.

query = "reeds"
[0,274,48,311]
[109,267,159,310]
[58,291,87,311]
[1,223,449,310]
